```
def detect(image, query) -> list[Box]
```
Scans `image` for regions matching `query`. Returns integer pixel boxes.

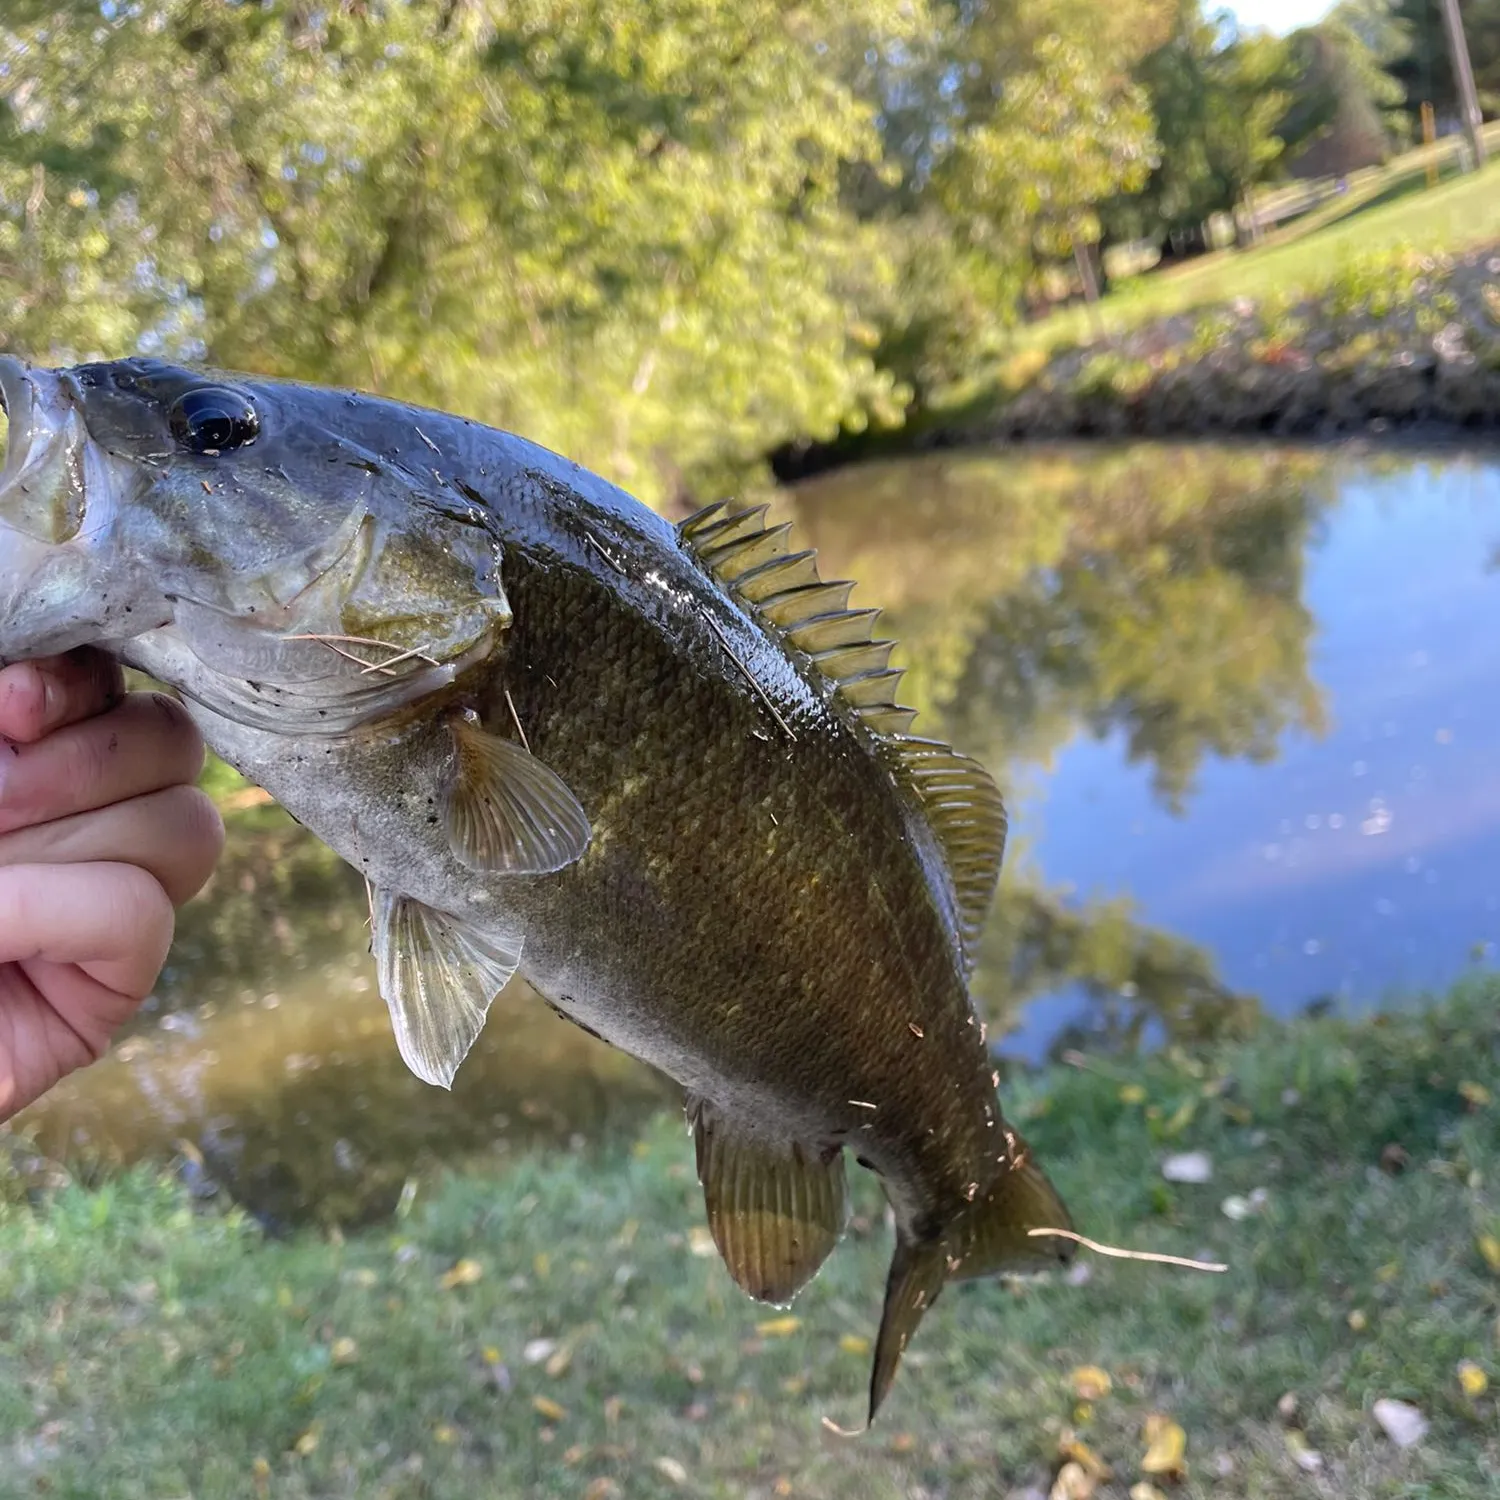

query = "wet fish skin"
[0,356,1074,1420]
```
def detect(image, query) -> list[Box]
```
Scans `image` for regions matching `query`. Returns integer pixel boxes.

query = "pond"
[12,439,1500,1223]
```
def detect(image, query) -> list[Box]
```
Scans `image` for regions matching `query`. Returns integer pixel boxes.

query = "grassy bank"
[3,981,1498,1499]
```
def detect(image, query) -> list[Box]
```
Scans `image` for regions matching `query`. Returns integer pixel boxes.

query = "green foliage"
[2,980,1498,1496]
[0,0,928,501]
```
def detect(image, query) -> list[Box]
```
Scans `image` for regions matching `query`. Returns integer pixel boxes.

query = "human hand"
[0,649,223,1122]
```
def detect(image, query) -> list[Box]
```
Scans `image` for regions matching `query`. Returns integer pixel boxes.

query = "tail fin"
[867,1140,1074,1424]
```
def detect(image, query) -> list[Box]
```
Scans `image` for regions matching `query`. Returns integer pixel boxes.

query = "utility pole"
[1438,0,1489,169]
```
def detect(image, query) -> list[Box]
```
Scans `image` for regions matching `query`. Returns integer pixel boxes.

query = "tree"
[0,0,931,501]
[1391,0,1500,119]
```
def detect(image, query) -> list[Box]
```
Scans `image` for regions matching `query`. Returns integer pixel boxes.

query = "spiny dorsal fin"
[679,503,1007,969]
[679,502,913,737]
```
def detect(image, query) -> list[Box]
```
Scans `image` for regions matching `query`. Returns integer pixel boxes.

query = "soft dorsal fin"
[679,502,1008,968]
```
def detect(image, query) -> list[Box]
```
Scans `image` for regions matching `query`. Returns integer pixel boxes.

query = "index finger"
[0,649,125,744]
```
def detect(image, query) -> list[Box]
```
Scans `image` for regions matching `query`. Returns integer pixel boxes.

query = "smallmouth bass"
[0,356,1074,1419]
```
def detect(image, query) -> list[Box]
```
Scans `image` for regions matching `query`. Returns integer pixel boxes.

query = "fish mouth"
[0,355,140,662]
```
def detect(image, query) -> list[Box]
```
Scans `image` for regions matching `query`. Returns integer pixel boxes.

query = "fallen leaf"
[433,1424,458,1444]
[1347,1309,1368,1332]
[292,1426,320,1457]
[330,1337,358,1366]
[756,1315,801,1337]
[251,1457,271,1481]
[523,1338,557,1365]
[653,1456,689,1485]
[1275,1391,1298,1421]
[688,1226,717,1257]
[561,1444,586,1466]
[1372,1398,1427,1447]
[1161,1152,1212,1184]
[347,1268,379,1288]
[545,1346,573,1379]
[482,1345,502,1365]
[1058,1435,1110,1479]
[1119,1084,1147,1105]
[1049,1461,1096,1500]
[1458,1360,1488,1398]
[1478,1234,1500,1274]
[533,1396,568,1422]
[1141,1413,1186,1477]
[1070,1366,1112,1401]
[890,1432,917,1454]
[1379,1143,1410,1175]
[1129,1485,1168,1500]
[839,1334,871,1356]
[440,1258,483,1289]
[1284,1430,1323,1472]
[1458,1080,1491,1109]
[583,1480,619,1500]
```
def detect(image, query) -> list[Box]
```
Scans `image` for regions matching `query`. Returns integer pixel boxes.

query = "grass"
[977,154,1500,382]
[2,980,1499,1499]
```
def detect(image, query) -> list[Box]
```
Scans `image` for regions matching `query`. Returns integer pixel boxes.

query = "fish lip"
[0,355,46,491]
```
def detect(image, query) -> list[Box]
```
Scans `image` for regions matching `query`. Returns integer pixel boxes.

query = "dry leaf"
[1129,1486,1168,1500]
[756,1315,802,1337]
[1457,1360,1488,1398]
[1141,1413,1186,1476]
[1284,1430,1323,1472]
[251,1457,271,1480]
[688,1226,717,1257]
[1478,1234,1500,1274]
[1458,1080,1491,1109]
[1070,1366,1112,1401]
[1049,1461,1096,1500]
[533,1395,568,1422]
[653,1456,689,1485]
[545,1346,573,1379]
[524,1338,558,1365]
[1372,1398,1427,1447]
[1119,1084,1147,1105]
[330,1336,358,1366]
[583,1480,619,1500]
[440,1258,483,1289]
[1059,1435,1111,1478]
[1275,1391,1298,1421]
[889,1432,917,1454]
[293,1426,320,1457]
[1347,1309,1368,1331]
[433,1424,458,1445]
[840,1334,871,1356]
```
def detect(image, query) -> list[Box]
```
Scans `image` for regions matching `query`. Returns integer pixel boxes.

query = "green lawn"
[992,154,1500,375]
[2,980,1498,1498]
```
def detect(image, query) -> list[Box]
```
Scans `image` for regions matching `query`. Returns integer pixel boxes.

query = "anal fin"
[372,889,523,1089]
[691,1100,848,1306]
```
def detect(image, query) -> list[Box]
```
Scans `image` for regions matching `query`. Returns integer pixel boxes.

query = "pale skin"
[0,648,224,1123]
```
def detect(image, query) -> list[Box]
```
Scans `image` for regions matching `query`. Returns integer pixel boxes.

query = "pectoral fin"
[690,1100,848,1306]
[444,713,590,875]
[372,889,523,1088]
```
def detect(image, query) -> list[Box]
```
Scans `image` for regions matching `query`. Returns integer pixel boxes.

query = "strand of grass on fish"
[0,355,1077,1422]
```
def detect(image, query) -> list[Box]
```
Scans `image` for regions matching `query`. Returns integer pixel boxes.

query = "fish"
[0,355,1074,1420]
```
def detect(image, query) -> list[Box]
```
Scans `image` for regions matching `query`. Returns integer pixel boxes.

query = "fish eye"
[169,387,260,455]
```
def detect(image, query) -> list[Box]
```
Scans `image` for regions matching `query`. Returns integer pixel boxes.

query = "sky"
[1226,0,1337,32]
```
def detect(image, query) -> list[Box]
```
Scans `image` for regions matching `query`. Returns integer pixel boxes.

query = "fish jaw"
[0,357,167,661]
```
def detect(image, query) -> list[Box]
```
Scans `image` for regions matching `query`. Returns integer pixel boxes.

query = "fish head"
[0,356,510,727]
